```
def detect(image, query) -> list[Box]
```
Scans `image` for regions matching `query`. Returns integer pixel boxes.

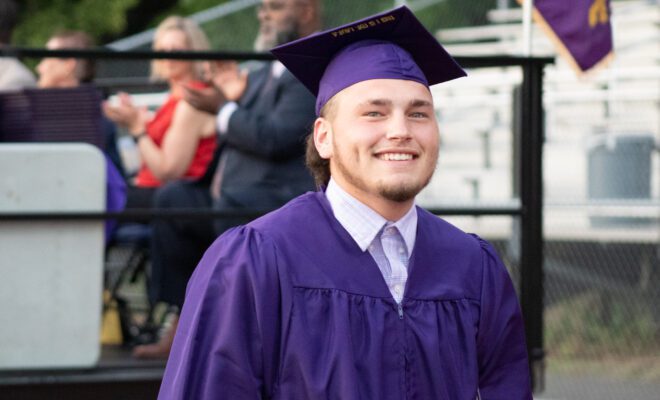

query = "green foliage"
[132,0,254,50]
[167,0,232,15]
[321,0,391,27]
[416,0,497,31]
[13,0,139,47]
[200,7,260,51]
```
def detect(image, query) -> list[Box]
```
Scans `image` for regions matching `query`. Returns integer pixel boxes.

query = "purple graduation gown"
[159,192,532,399]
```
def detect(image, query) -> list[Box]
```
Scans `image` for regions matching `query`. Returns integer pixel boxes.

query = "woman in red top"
[104,16,217,208]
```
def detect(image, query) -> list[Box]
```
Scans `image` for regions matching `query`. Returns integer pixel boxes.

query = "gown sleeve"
[158,226,285,400]
[474,236,533,399]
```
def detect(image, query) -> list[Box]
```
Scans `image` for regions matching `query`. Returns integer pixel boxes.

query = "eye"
[409,111,429,119]
[363,111,383,117]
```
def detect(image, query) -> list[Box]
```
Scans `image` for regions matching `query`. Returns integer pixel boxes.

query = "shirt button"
[386,227,396,235]
[394,285,403,295]
[398,246,405,254]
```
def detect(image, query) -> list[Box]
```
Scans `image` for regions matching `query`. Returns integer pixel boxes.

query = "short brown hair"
[49,30,96,82]
[305,134,329,189]
[304,97,336,188]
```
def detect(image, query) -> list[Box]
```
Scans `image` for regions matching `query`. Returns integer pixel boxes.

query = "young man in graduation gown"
[159,6,533,399]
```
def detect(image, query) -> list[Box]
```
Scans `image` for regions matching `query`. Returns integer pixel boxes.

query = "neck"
[40,77,79,89]
[332,177,415,222]
[169,78,191,98]
[362,197,414,222]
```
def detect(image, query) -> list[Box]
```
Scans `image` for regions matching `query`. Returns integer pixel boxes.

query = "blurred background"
[7,0,660,398]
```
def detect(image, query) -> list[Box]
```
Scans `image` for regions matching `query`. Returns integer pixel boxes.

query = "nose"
[36,58,49,75]
[385,112,412,141]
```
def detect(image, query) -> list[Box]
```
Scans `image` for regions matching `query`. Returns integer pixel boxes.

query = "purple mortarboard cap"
[271,6,466,115]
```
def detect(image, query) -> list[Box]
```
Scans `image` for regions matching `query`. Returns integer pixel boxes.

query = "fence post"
[519,58,546,392]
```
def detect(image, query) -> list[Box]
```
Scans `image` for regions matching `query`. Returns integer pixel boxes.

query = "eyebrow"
[409,99,433,108]
[358,99,392,108]
[357,98,433,108]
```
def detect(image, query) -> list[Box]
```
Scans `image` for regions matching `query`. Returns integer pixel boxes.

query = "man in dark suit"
[133,0,321,358]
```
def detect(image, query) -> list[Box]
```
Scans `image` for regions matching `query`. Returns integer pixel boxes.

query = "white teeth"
[380,153,413,161]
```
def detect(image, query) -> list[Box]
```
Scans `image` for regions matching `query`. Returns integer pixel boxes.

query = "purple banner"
[533,0,614,71]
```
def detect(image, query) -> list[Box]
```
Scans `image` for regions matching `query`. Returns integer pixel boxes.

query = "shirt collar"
[271,61,286,79]
[325,178,417,255]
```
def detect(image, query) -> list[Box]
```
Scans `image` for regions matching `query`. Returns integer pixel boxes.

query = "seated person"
[102,16,217,209]
[130,0,321,359]
[37,29,127,242]
[0,0,36,91]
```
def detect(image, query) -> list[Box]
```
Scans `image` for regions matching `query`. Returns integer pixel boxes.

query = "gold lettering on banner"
[330,14,396,38]
[589,0,609,28]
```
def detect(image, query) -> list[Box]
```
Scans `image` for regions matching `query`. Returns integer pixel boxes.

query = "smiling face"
[314,79,439,219]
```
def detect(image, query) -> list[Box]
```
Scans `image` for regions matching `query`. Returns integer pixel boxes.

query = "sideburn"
[305,134,330,189]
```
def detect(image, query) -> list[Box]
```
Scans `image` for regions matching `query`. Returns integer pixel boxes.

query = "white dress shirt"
[325,178,417,303]
[215,61,286,134]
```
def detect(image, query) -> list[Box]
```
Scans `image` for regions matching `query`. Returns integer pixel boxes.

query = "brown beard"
[253,17,300,51]
[376,179,430,202]
[332,146,436,204]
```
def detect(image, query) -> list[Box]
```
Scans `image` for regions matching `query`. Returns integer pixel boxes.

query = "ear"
[313,117,333,159]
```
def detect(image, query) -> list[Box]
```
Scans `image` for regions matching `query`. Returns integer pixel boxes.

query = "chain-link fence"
[427,1,660,398]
